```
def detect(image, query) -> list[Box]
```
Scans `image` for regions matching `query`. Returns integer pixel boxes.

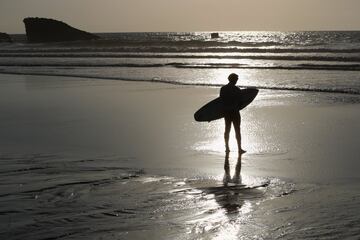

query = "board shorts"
[223,109,240,122]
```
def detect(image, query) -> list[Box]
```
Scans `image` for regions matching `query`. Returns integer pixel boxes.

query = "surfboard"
[194,88,259,122]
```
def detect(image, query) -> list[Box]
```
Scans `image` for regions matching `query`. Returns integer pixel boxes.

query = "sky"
[1,0,360,33]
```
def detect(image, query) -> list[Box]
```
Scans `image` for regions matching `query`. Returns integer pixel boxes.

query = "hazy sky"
[1,0,360,33]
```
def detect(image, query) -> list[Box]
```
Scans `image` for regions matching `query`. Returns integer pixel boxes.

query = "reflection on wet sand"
[223,152,242,186]
[220,152,244,214]
[199,153,268,216]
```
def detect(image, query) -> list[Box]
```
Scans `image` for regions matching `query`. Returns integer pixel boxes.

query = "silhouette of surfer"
[220,73,246,153]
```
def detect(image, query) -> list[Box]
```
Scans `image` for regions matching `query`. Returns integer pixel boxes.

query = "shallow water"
[0,152,358,240]
[0,153,296,240]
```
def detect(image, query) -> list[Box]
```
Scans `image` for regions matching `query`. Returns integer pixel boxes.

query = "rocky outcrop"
[23,17,100,43]
[0,32,12,42]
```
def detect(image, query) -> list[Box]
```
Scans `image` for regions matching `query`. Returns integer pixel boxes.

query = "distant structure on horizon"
[23,17,100,43]
[211,32,220,39]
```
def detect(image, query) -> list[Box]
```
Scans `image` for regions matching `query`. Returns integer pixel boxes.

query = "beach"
[0,73,359,239]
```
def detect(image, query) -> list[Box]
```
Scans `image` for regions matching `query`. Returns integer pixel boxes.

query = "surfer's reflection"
[216,153,267,216]
[213,152,244,214]
[195,153,267,218]
[223,152,242,186]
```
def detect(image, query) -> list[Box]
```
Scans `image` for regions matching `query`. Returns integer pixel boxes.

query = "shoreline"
[1,70,359,95]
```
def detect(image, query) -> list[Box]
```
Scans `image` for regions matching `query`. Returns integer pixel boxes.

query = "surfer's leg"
[224,115,231,152]
[233,112,245,153]
[233,153,243,184]
[223,152,231,185]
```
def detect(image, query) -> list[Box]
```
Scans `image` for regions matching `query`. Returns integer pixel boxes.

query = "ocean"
[0,32,359,239]
[1,31,360,94]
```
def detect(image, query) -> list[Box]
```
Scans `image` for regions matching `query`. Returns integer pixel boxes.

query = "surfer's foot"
[239,149,246,154]
[232,176,242,184]
[223,174,231,184]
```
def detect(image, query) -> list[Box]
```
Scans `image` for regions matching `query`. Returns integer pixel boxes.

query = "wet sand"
[1,73,359,181]
[0,73,359,239]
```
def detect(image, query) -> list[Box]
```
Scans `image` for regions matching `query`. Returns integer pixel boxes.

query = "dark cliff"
[23,17,100,43]
[0,32,12,42]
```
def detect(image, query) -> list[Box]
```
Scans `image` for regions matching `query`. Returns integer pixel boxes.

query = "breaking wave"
[1,62,360,71]
[1,70,359,95]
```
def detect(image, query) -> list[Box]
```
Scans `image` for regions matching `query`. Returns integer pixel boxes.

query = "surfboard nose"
[194,112,202,121]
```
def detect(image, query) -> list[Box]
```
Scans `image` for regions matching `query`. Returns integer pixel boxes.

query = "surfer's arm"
[219,86,225,98]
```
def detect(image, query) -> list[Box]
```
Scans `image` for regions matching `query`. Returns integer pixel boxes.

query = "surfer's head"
[228,73,238,84]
